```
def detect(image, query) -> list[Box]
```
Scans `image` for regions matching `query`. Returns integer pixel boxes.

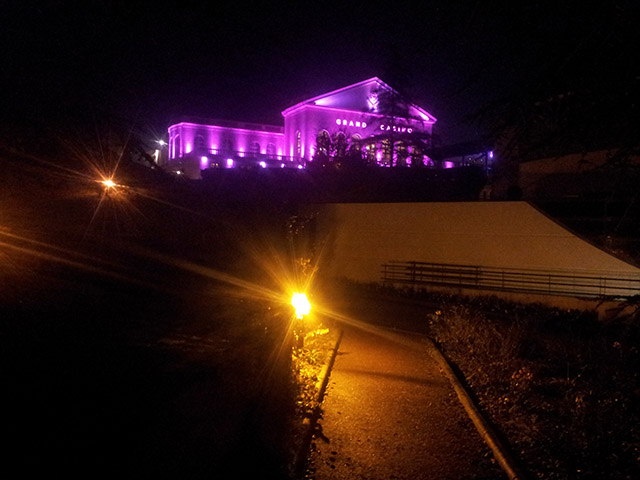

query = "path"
[307,323,506,479]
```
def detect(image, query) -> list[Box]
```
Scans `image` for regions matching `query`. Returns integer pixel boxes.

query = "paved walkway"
[307,323,506,480]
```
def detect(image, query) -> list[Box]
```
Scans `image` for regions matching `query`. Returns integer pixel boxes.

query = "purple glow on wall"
[167,121,285,162]
[281,77,436,162]
[168,77,439,177]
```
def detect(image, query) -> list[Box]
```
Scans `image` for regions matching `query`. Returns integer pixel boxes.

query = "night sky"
[1,1,638,145]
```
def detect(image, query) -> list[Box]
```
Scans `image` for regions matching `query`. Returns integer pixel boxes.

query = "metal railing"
[381,260,640,299]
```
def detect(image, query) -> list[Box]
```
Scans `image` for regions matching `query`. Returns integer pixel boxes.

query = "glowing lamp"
[291,292,311,319]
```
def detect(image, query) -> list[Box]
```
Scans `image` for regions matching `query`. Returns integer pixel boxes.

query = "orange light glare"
[101,179,116,188]
[291,292,311,319]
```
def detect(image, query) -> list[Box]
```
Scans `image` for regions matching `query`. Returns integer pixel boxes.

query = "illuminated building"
[166,77,437,178]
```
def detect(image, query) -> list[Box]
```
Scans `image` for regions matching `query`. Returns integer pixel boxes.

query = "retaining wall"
[308,201,640,311]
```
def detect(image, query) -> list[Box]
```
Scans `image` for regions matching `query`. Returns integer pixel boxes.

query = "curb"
[293,328,344,478]
[425,337,529,480]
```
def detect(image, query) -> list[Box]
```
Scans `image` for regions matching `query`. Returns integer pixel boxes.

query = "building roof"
[169,116,284,134]
[281,77,437,123]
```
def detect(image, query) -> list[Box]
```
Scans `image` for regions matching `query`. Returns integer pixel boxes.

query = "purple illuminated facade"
[167,77,437,178]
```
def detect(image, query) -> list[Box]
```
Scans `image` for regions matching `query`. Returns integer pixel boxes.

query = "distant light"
[101,179,116,189]
[259,161,267,168]
[443,161,455,169]
[297,164,304,169]
[200,156,208,167]
[281,163,285,168]
[291,292,311,319]
[157,139,166,146]
[226,158,234,168]
[488,150,494,159]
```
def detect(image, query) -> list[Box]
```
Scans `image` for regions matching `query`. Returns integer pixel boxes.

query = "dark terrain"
[2,141,639,479]
[0,146,300,478]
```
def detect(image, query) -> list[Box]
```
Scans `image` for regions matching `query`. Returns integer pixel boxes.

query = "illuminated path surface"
[307,324,506,480]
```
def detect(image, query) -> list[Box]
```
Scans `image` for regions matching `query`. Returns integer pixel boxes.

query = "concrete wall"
[310,202,640,291]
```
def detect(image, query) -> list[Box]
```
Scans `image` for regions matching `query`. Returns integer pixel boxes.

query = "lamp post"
[154,139,167,165]
[291,292,311,349]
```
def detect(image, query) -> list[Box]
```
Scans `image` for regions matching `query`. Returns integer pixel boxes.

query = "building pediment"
[281,77,436,123]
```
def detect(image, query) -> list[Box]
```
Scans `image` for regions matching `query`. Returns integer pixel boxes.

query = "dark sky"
[1,1,638,145]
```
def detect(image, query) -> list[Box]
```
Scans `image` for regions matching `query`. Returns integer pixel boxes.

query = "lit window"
[382,139,392,166]
[249,141,260,157]
[316,130,330,158]
[266,143,277,159]
[173,134,181,158]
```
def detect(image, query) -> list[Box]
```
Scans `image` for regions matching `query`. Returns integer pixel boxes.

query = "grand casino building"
[166,77,437,179]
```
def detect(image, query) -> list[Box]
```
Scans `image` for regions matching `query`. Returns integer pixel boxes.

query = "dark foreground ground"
[1,147,302,478]
[2,144,639,479]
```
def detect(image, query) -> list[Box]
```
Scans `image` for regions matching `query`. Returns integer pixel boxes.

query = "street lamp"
[101,179,116,189]
[291,292,311,319]
[291,292,312,349]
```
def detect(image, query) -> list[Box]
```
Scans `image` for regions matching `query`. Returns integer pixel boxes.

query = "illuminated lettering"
[334,118,368,129]
[380,124,414,134]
